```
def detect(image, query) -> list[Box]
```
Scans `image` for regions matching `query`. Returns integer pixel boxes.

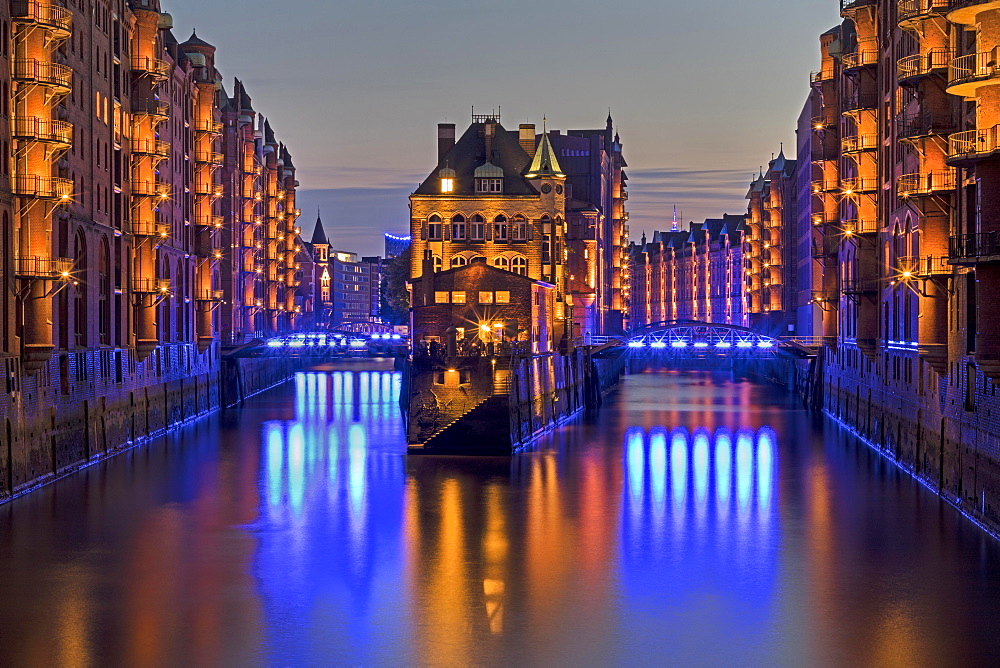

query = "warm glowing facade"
[629,216,746,328]
[409,113,627,345]
[0,0,304,499]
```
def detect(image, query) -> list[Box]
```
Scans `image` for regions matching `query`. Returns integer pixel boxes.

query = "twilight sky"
[164,0,841,257]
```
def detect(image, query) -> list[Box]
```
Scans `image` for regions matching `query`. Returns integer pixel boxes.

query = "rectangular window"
[441,178,454,193]
[496,291,510,304]
[512,223,527,241]
[479,291,493,304]
[428,222,442,240]
[471,222,485,241]
[494,222,508,241]
[435,291,450,304]
[452,291,466,304]
[452,223,466,240]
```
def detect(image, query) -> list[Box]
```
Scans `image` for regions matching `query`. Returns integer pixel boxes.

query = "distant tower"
[671,205,679,232]
[311,212,332,327]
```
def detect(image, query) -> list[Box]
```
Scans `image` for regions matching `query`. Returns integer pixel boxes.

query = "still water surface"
[2,368,1000,665]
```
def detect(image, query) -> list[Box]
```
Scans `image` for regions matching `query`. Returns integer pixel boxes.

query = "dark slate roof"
[263,119,276,145]
[233,78,253,113]
[182,30,214,49]
[311,215,329,246]
[414,122,537,196]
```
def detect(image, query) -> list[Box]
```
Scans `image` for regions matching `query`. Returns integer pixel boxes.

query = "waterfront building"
[0,0,304,498]
[408,112,627,345]
[629,215,745,329]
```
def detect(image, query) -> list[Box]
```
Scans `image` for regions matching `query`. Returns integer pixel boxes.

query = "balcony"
[132,99,169,123]
[841,0,877,14]
[811,179,840,194]
[842,133,879,154]
[193,120,223,135]
[196,289,225,302]
[131,180,171,198]
[841,278,881,294]
[133,278,172,295]
[897,170,956,197]
[11,1,72,39]
[842,50,878,71]
[195,151,224,165]
[812,212,838,226]
[842,218,879,235]
[947,52,1000,98]
[131,139,170,158]
[810,290,840,304]
[131,56,171,80]
[812,236,840,259]
[810,70,833,86]
[194,183,224,198]
[897,49,953,85]
[897,111,957,140]
[13,174,72,200]
[897,255,952,277]
[194,215,224,229]
[947,125,1000,165]
[12,117,72,148]
[950,232,1000,263]
[841,177,879,194]
[842,92,879,114]
[948,0,1000,26]
[12,59,71,94]
[132,221,170,239]
[13,255,73,280]
[898,0,953,26]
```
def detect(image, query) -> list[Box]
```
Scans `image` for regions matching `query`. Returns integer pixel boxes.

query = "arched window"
[511,256,528,276]
[452,214,466,241]
[494,256,510,271]
[470,214,485,241]
[432,255,442,273]
[74,231,87,347]
[99,238,111,346]
[494,215,508,241]
[512,214,527,241]
[451,255,468,268]
[427,214,442,241]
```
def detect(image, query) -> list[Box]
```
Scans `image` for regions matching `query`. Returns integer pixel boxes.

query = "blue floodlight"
[267,340,283,347]
[694,342,709,348]
[349,339,366,348]
[392,334,401,339]
[737,341,753,348]
[289,341,305,348]
[758,341,774,348]
[650,341,667,348]
[628,340,645,348]
[671,341,688,348]
[715,342,731,348]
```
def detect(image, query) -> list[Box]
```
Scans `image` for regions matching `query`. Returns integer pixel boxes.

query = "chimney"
[484,122,495,162]
[438,123,455,164]
[519,124,536,156]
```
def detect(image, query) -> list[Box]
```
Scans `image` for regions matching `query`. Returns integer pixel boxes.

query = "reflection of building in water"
[257,371,407,660]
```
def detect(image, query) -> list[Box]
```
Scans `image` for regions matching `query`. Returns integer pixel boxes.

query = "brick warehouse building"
[798,0,1000,531]
[629,214,746,328]
[409,112,628,344]
[0,0,306,499]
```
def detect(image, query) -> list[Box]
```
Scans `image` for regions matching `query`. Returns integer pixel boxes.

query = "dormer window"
[473,162,503,193]
[439,167,456,193]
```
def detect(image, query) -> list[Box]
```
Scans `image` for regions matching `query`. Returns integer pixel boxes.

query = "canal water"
[3,368,1000,665]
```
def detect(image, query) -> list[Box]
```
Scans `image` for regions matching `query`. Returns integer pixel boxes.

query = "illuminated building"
[0,0,306,498]
[629,215,746,329]
[409,112,627,345]
[384,233,411,259]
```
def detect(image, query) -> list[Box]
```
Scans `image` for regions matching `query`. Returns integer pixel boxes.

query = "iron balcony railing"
[13,255,73,279]
[897,255,952,277]
[133,278,172,295]
[897,170,956,197]
[11,1,73,36]
[193,120,223,134]
[131,56,171,79]
[898,0,953,23]
[897,48,953,83]
[948,125,1000,161]
[131,180,171,198]
[841,177,879,194]
[841,0,877,13]
[196,289,225,302]
[12,59,71,92]
[131,99,169,121]
[195,151,224,165]
[131,139,170,158]
[811,179,840,193]
[194,215,224,229]
[842,92,879,113]
[842,218,879,235]
[842,133,879,153]
[842,50,879,71]
[897,110,957,139]
[132,221,170,238]
[811,290,840,303]
[950,232,1000,260]
[194,183,224,198]
[841,278,881,293]
[812,212,839,226]
[12,116,72,146]
[12,174,72,200]
[948,52,1000,91]
[812,236,840,258]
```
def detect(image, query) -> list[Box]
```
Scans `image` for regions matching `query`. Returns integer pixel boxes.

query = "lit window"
[494,256,510,271]
[512,256,528,276]
[452,291,466,304]
[432,256,442,272]
[479,291,493,304]
[496,291,510,304]
[435,291,450,304]
[441,178,454,193]
[451,255,468,268]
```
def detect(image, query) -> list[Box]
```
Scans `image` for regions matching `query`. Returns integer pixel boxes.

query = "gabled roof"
[414,121,537,196]
[182,29,214,50]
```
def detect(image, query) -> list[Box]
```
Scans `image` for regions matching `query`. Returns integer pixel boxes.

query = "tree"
[379,246,411,325]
